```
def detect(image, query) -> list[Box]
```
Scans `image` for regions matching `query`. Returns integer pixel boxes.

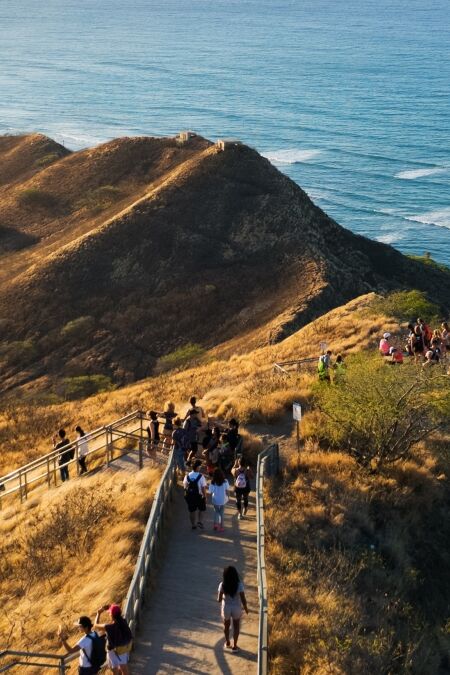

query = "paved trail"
[132,484,259,675]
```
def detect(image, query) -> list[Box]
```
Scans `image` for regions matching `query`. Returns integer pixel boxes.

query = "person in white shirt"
[183,459,207,530]
[75,425,89,474]
[208,468,230,532]
[57,615,102,674]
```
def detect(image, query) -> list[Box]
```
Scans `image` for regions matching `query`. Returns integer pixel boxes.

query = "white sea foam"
[264,148,322,165]
[405,207,450,230]
[395,166,447,180]
[376,233,403,245]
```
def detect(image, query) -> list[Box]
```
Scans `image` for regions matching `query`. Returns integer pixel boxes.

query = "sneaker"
[243,506,248,515]
[197,521,204,529]
[213,524,218,531]
[238,513,242,520]
[231,645,239,651]
[191,525,197,530]
[218,527,225,532]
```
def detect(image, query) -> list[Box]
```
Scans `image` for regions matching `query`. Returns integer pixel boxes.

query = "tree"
[313,354,450,466]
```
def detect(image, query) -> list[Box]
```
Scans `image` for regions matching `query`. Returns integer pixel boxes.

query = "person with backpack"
[159,401,178,451]
[208,468,230,532]
[217,566,249,651]
[183,408,202,463]
[183,459,207,530]
[172,416,188,475]
[318,350,332,382]
[232,457,252,519]
[94,604,132,674]
[53,428,73,482]
[57,615,106,674]
[202,426,221,477]
[226,419,242,456]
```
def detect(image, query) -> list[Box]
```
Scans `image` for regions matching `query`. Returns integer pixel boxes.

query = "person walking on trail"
[318,350,332,382]
[172,417,188,476]
[183,459,207,530]
[232,457,252,519]
[209,468,230,532]
[75,426,89,474]
[93,604,132,675]
[57,615,106,674]
[146,410,160,456]
[226,418,242,456]
[183,409,202,464]
[160,401,178,450]
[218,566,248,651]
[53,428,73,482]
[333,354,346,381]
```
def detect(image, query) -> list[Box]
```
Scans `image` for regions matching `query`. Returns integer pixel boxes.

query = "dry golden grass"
[265,438,450,674]
[0,466,161,656]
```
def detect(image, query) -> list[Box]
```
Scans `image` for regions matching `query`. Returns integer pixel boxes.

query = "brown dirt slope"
[0,134,449,391]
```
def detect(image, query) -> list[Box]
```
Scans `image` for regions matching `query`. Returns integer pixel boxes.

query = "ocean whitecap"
[405,207,450,230]
[395,166,447,180]
[263,149,322,165]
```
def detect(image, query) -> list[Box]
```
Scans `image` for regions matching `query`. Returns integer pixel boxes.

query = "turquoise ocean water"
[1,0,449,264]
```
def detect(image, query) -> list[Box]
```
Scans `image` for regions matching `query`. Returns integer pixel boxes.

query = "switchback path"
[132,483,259,675]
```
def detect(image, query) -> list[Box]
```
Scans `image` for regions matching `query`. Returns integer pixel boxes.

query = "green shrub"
[34,152,61,168]
[312,353,450,466]
[78,185,123,212]
[371,290,439,323]
[60,316,95,339]
[0,339,37,366]
[407,253,450,273]
[61,375,113,400]
[154,343,205,374]
[17,188,59,209]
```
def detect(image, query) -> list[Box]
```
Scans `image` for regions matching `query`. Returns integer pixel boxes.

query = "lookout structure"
[216,138,242,152]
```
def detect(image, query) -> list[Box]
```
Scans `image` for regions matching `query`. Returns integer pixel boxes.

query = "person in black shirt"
[53,428,72,482]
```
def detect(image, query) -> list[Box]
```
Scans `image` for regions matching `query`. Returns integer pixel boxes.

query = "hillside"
[0,133,449,393]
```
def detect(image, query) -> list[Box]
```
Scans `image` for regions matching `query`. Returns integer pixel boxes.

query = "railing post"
[75,440,80,476]
[47,457,51,488]
[19,471,23,503]
[138,440,144,470]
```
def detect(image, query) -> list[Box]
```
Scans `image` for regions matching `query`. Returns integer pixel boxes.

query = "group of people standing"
[379,318,449,365]
[52,425,89,482]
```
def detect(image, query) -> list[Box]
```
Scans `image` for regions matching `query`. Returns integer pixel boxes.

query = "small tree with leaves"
[313,354,450,467]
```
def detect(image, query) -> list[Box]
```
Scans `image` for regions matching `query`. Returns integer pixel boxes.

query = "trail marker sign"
[319,341,328,354]
[293,402,302,421]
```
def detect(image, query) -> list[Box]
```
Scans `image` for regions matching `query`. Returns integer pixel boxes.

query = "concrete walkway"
[132,483,259,674]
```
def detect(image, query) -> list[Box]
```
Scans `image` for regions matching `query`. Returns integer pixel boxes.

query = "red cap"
[109,604,122,618]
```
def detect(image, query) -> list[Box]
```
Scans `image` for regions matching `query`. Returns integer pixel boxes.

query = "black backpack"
[185,473,201,497]
[83,632,106,673]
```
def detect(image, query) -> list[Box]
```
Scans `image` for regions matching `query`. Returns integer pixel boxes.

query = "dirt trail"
[132,484,259,675]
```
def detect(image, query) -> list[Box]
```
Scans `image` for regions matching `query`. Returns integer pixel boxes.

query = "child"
[208,468,229,532]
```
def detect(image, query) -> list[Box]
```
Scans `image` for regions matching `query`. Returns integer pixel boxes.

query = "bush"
[17,188,59,209]
[312,354,450,466]
[154,343,205,373]
[371,289,439,324]
[0,339,37,366]
[61,375,114,400]
[407,253,450,273]
[60,315,95,339]
[34,152,61,168]
[78,185,123,213]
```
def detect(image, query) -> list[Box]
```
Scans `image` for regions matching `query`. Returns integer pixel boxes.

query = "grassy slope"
[0,467,161,655]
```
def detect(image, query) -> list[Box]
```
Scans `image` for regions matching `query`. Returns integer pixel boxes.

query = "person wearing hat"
[379,332,391,356]
[93,604,132,674]
[57,615,103,674]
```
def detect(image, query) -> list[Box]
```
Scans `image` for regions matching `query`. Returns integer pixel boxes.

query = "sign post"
[293,402,302,453]
[319,341,328,354]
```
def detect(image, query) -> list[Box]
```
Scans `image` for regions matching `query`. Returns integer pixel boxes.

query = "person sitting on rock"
[379,332,391,357]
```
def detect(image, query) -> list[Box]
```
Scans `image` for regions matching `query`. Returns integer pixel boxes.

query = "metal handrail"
[256,443,279,675]
[0,410,147,506]
[0,650,67,673]
[123,449,177,632]
[273,357,317,374]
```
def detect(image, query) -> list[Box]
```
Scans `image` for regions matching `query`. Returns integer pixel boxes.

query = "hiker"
[333,354,346,381]
[388,347,404,365]
[441,322,449,357]
[409,325,425,363]
[183,408,202,463]
[219,433,234,474]
[318,350,332,382]
[183,459,207,530]
[209,468,230,532]
[217,566,248,651]
[184,395,205,424]
[53,428,73,482]
[57,615,106,674]
[417,318,432,348]
[172,416,188,475]
[202,426,221,477]
[405,323,415,356]
[93,604,132,675]
[75,425,89,474]
[423,350,436,368]
[160,401,177,450]
[146,410,160,456]
[379,332,391,357]
[430,339,441,363]
[232,457,252,519]
[226,418,242,456]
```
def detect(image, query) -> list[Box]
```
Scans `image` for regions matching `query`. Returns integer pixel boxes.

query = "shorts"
[107,650,129,668]
[79,667,96,675]
[185,494,206,513]
[222,604,243,621]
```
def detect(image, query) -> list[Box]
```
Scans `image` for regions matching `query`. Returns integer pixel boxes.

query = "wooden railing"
[256,443,280,675]
[0,410,147,507]
[0,650,67,673]
[123,449,177,633]
[273,357,317,375]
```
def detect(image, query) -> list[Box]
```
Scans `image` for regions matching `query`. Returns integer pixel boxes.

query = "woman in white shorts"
[94,604,132,674]
[217,566,248,651]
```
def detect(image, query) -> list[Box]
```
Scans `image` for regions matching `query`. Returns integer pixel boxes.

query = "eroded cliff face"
[0,134,448,389]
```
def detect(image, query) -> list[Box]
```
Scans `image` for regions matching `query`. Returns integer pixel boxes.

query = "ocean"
[1,0,449,264]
